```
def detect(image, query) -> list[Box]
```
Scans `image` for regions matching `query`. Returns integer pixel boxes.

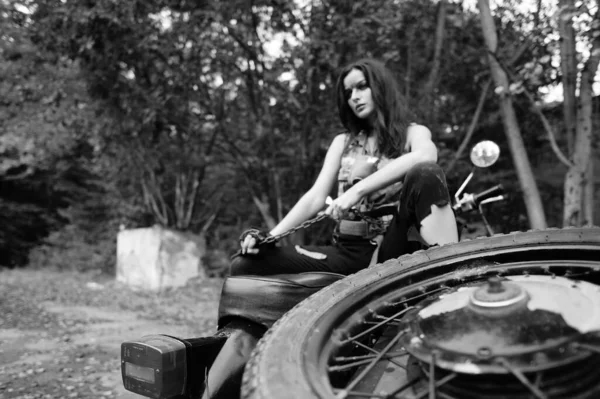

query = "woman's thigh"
[229,240,375,276]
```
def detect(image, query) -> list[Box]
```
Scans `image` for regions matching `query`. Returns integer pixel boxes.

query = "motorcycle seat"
[217,272,345,330]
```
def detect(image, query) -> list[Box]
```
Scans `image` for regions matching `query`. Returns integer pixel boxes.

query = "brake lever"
[453,193,476,213]
[479,195,505,206]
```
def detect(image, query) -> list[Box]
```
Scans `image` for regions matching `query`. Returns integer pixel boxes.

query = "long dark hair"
[336,59,414,158]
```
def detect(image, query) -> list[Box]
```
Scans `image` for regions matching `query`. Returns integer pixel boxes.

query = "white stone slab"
[116,226,205,291]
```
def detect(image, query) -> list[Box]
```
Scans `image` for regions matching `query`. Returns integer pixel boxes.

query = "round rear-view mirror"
[470,140,500,168]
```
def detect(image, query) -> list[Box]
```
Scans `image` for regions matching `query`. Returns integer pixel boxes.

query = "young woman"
[233,58,458,276]
[200,58,459,399]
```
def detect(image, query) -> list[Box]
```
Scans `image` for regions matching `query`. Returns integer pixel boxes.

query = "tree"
[0,0,115,266]
[558,0,600,226]
[16,0,571,264]
[477,0,547,229]
[31,0,236,231]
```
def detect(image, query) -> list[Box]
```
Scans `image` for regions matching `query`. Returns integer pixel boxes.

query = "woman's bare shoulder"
[407,124,432,141]
[405,124,433,152]
[333,131,349,141]
[407,123,431,135]
[330,132,349,150]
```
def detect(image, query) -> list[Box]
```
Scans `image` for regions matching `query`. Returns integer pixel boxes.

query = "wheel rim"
[302,244,600,399]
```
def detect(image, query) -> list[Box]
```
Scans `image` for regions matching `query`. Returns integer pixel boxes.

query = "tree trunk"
[251,193,278,231]
[422,0,447,103]
[477,0,547,229]
[558,0,578,155]
[563,31,600,226]
[583,159,594,226]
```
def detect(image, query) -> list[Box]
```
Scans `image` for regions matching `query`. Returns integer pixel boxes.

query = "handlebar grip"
[473,184,504,205]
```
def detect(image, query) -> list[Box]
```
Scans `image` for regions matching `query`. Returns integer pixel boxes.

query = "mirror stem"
[454,168,475,202]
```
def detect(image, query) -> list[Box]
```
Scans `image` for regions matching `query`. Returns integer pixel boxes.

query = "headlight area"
[121,335,188,399]
[121,333,229,399]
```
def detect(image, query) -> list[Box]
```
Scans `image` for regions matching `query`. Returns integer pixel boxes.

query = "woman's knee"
[404,162,446,190]
[402,161,452,222]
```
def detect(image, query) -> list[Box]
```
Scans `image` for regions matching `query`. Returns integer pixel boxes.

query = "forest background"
[1,0,599,275]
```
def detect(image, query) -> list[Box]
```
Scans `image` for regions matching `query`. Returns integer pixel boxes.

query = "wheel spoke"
[385,287,448,309]
[497,357,547,399]
[331,350,408,372]
[334,351,407,363]
[380,376,420,398]
[412,372,457,399]
[329,351,408,372]
[350,339,407,369]
[336,329,407,398]
[332,388,389,398]
[428,351,436,399]
[340,307,413,345]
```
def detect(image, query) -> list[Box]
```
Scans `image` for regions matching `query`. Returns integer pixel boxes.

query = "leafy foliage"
[1,0,596,269]
[0,1,120,267]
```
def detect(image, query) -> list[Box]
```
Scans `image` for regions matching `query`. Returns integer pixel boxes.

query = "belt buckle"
[367,221,384,237]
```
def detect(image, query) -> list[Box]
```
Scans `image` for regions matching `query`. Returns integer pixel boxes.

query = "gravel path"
[0,268,222,399]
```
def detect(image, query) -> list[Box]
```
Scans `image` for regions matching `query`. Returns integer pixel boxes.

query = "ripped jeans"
[229,162,452,277]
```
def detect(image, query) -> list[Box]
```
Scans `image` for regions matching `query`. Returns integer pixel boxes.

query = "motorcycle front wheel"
[242,227,600,399]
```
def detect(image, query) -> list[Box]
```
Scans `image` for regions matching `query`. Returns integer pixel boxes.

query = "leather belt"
[337,205,397,238]
[338,220,370,237]
[361,205,397,218]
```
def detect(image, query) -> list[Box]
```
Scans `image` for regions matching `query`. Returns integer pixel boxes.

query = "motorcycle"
[121,141,600,399]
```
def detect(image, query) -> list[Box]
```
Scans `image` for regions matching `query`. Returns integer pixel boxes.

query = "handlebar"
[473,184,504,206]
[453,184,505,213]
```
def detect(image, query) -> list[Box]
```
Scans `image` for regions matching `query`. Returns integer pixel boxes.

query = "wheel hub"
[401,275,600,374]
[397,275,600,398]
[469,276,527,308]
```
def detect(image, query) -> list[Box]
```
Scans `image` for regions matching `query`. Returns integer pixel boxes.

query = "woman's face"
[343,68,375,119]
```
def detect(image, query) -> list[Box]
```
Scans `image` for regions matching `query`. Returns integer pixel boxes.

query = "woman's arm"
[325,125,437,216]
[241,133,346,254]
[270,133,346,235]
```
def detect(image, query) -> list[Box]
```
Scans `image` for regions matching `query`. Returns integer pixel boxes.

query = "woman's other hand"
[323,189,362,220]
[239,229,270,255]
[240,234,259,255]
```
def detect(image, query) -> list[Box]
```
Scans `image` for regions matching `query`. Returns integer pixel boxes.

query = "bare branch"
[445,80,491,174]
[221,132,278,228]
[200,210,219,235]
[444,36,534,175]
[175,172,184,229]
[184,170,201,228]
[272,169,284,221]
[141,178,169,225]
[490,34,573,168]
[422,0,447,99]
[251,193,278,231]
[584,159,594,226]
[558,0,578,154]
[521,87,573,168]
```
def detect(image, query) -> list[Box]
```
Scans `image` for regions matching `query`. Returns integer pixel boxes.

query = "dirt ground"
[0,268,222,399]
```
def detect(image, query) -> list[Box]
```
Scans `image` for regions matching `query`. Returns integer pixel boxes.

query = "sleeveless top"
[337,131,406,237]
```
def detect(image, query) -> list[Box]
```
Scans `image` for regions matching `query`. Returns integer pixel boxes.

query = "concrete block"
[116,225,206,291]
